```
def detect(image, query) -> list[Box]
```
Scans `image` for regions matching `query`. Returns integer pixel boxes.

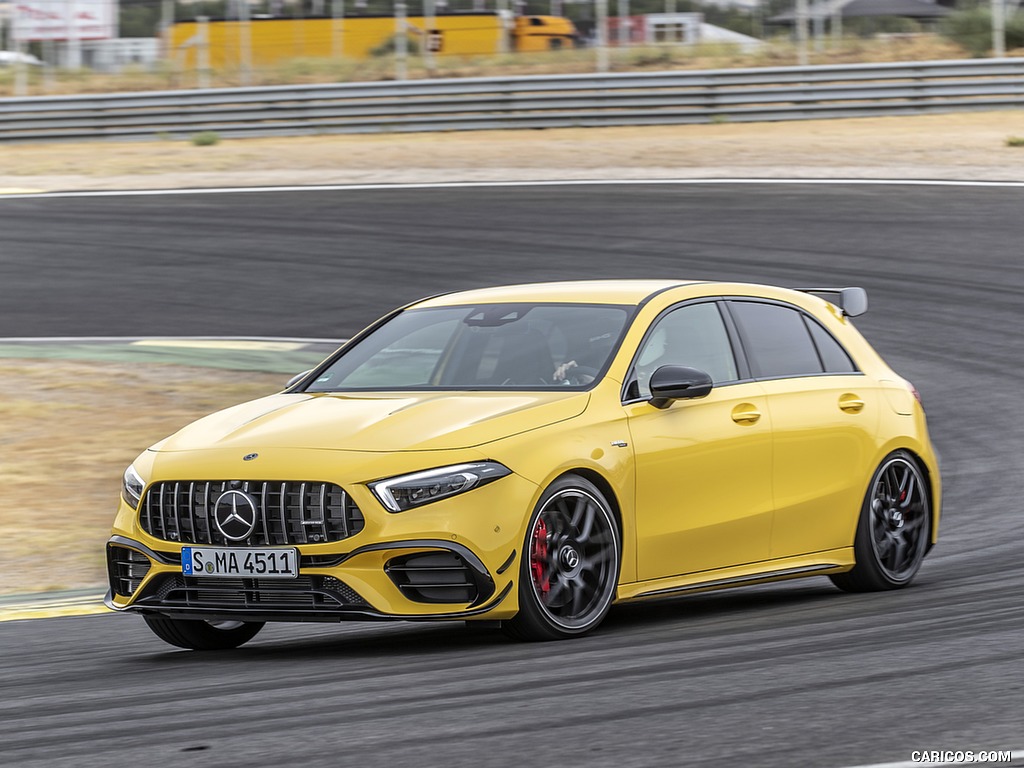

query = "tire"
[503,475,621,641]
[143,616,265,650]
[830,450,930,593]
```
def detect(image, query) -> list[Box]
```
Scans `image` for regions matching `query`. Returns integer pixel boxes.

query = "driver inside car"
[552,330,626,384]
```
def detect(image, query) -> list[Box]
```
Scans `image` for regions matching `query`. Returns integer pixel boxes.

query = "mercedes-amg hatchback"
[106,280,941,649]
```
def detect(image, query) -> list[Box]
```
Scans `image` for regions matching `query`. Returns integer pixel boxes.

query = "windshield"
[305,303,633,391]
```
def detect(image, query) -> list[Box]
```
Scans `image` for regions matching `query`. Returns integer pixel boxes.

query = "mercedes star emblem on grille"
[213,490,259,541]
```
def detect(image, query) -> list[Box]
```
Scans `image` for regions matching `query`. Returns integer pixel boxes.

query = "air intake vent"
[385,551,480,605]
[107,545,151,597]
[137,574,368,610]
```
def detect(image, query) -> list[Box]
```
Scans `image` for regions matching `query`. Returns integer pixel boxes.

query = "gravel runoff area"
[0,361,288,597]
[1,111,1024,193]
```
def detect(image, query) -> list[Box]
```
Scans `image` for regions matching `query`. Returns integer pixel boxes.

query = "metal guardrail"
[1,58,1022,142]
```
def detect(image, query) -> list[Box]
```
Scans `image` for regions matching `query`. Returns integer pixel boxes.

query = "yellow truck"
[170,13,579,71]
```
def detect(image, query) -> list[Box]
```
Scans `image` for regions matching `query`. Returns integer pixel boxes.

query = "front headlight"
[369,461,512,513]
[122,464,145,509]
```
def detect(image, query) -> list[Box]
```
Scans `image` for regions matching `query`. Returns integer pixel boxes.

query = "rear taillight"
[909,383,922,406]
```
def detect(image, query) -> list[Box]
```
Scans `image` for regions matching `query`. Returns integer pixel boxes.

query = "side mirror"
[286,370,312,389]
[649,366,713,409]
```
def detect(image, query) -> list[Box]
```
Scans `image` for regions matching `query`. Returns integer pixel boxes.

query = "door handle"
[839,393,865,413]
[731,404,761,424]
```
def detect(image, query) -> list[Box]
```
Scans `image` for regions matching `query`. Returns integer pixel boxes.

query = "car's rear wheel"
[143,616,265,650]
[504,475,620,641]
[830,450,930,592]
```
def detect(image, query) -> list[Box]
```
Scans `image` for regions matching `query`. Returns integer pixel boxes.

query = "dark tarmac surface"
[1,182,1022,767]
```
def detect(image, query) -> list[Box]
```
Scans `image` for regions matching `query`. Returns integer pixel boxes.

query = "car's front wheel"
[504,475,620,641]
[143,616,265,650]
[830,450,931,592]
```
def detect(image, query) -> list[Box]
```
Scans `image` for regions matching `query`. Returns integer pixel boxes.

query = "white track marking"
[0,178,1023,201]
[130,339,307,351]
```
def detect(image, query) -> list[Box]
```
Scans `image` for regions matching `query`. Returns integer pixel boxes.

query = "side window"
[634,302,738,399]
[805,319,857,373]
[729,301,823,379]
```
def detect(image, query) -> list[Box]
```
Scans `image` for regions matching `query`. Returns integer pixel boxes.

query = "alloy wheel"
[527,488,618,630]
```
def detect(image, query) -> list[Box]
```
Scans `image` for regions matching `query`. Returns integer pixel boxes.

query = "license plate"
[182,547,298,579]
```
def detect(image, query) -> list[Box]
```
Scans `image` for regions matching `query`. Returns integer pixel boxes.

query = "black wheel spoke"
[876,534,893,560]
[580,545,611,574]
[546,575,570,605]
[871,499,886,523]
[570,495,586,530]
[902,514,925,533]
[569,576,587,617]
[892,536,908,571]
[899,473,916,509]
[578,503,596,541]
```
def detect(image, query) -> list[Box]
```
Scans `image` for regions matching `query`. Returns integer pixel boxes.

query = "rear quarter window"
[805,318,857,373]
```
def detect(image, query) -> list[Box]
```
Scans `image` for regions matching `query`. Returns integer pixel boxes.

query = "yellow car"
[106,280,941,649]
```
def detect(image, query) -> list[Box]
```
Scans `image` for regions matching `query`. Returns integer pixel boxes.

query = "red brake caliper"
[531,518,550,595]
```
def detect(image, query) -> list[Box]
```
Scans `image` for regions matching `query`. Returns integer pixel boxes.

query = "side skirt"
[617,549,853,603]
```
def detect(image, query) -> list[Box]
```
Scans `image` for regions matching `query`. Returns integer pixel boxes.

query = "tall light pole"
[161,0,175,59]
[595,0,609,72]
[13,8,28,96]
[617,0,629,49]
[424,0,436,75]
[496,0,511,54]
[237,0,252,85]
[795,0,809,66]
[992,0,1006,57]
[812,4,824,52]
[395,0,408,80]
[197,16,211,89]
[332,0,345,59]
[67,0,81,69]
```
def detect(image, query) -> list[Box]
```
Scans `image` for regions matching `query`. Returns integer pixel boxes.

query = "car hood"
[154,391,590,453]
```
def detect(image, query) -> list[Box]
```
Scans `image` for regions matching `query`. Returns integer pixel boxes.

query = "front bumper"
[104,460,537,623]
[105,534,515,623]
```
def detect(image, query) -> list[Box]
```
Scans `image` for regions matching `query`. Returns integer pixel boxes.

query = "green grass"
[191,131,221,146]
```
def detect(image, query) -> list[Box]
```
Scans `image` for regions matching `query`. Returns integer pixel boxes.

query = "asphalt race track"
[1,182,1022,768]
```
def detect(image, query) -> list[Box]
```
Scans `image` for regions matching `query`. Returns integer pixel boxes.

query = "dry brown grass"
[0,34,977,98]
[4,111,1024,190]
[0,360,283,596]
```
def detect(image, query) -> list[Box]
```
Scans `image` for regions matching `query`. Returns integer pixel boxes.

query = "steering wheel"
[565,366,600,386]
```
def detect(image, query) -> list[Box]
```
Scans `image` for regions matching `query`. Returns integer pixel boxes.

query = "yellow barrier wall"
[169,14,576,70]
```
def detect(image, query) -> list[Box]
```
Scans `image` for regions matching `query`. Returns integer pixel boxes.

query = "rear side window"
[729,301,822,379]
[805,319,857,373]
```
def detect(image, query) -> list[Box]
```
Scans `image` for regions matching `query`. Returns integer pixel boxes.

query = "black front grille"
[140,480,364,546]
[138,574,368,610]
[107,545,151,597]
[385,552,480,605]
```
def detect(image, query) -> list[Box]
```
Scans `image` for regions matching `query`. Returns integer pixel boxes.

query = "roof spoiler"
[797,287,868,317]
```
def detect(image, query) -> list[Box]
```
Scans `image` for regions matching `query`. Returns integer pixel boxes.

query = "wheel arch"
[554,467,624,541]
[901,447,939,552]
[870,436,941,550]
